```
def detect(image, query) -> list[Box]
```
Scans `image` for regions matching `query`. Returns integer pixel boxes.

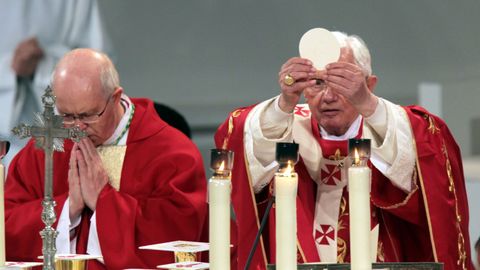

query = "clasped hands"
[68,138,109,220]
[11,37,44,77]
[278,57,377,116]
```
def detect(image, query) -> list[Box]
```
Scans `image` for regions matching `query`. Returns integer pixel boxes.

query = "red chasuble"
[5,98,207,270]
[214,104,473,270]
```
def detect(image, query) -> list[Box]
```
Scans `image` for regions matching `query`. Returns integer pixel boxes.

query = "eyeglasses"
[315,79,327,90]
[308,79,328,95]
[61,96,112,124]
[310,76,370,94]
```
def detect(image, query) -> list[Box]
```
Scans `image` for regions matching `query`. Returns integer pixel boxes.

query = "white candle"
[348,164,372,270]
[208,176,231,270]
[0,163,5,266]
[275,168,298,270]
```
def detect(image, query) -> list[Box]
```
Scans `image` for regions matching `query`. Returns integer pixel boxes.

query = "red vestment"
[215,105,473,270]
[5,98,207,270]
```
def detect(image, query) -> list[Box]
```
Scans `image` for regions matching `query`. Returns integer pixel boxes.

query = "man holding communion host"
[4,48,207,269]
[215,31,473,270]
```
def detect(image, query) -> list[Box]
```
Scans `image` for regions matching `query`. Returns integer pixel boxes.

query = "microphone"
[244,195,275,270]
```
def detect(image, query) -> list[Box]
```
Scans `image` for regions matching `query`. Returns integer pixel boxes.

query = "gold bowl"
[55,259,87,270]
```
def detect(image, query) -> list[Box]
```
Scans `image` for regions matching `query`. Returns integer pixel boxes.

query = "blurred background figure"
[0,0,112,171]
[154,102,192,139]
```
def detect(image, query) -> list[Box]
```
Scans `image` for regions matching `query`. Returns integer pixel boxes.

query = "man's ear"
[112,87,124,103]
[366,75,378,93]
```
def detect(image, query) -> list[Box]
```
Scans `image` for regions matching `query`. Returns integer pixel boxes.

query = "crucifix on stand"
[12,86,87,270]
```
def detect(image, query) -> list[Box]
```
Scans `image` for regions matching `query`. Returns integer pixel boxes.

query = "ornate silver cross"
[12,86,86,270]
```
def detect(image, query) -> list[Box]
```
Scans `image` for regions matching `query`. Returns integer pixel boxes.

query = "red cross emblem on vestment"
[315,225,335,245]
[321,164,341,186]
[294,106,310,117]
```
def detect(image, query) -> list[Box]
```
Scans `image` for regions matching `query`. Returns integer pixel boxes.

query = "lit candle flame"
[354,148,360,166]
[218,161,225,172]
[283,160,294,174]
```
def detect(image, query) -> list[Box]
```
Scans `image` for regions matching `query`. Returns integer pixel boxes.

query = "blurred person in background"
[0,0,112,171]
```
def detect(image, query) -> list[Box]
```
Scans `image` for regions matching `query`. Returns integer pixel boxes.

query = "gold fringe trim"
[336,196,348,263]
[376,167,419,210]
[406,110,438,262]
[222,109,244,149]
[442,142,467,269]
[424,114,440,135]
[377,240,385,262]
[296,239,307,263]
[336,237,347,263]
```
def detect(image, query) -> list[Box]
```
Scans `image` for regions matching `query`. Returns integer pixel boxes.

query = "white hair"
[99,53,120,97]
[331,31,372,76]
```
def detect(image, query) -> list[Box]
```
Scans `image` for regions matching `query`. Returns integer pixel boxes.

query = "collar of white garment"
[319,115,362,141]
[102,94,132,146]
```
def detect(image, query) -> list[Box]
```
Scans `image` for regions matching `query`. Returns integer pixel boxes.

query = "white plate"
[157,262,209,270]
[139,240,209,253]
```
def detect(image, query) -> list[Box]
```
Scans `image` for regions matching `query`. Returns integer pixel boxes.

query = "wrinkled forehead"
[52,67,104,95]
[53,79,107,113]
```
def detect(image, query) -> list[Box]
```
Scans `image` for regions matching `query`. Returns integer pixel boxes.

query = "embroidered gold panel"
[97,145,127,191]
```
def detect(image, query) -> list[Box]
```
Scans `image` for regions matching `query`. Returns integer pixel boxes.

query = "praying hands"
[68,138,109,220]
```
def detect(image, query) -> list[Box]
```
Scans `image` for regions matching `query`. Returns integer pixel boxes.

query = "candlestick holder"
[348,139,371,167]
[274,142,299,270]
[209,148,234,270]
[275,142,299,172]
[210,149,234,178]
[347,138,372,270]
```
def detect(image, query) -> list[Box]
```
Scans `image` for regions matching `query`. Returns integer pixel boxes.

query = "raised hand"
[323,60,378,117]
[278,57,317,113]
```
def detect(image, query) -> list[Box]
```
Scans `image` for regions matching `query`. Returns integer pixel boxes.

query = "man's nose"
[322,88,338,103]
[73,119,88,130]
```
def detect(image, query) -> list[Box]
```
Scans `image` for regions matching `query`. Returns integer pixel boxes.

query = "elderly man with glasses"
[4,48,207,270]
[215,31,473,270]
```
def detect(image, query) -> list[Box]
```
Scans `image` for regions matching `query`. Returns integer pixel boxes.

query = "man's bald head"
[51,49,124,146]
[51,48,119,98]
